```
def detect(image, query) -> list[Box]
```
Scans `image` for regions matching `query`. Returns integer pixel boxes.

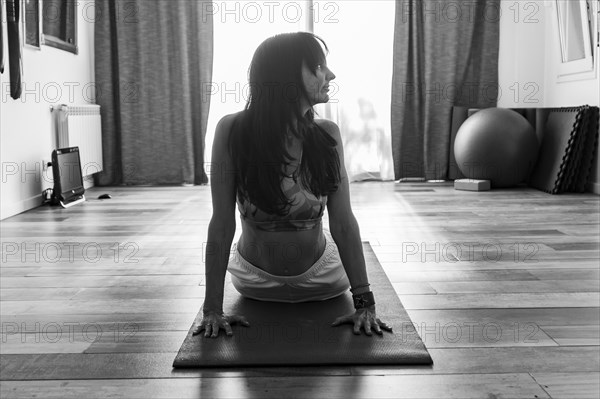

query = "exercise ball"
[454,108,539,188]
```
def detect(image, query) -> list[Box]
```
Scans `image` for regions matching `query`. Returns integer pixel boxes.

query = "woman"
[195,32,391,338]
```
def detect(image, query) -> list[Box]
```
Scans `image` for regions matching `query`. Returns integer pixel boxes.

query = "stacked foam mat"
[529,106,599,194]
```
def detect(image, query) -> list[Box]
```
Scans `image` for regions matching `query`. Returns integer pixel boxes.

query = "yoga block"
[454,179,491,191]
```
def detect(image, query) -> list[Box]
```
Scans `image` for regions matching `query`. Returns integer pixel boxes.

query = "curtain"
[313,1,395,181]
[391,0,500,180]
[95,0,213,185]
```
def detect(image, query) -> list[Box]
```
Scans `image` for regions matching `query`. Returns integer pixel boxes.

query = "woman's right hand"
[193,310,250,338]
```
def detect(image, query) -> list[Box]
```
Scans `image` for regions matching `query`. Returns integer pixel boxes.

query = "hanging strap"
[1,0,5,74]
[6,0,22,98]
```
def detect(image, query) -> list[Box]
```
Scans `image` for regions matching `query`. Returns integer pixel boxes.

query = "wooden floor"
[1,182,599,398]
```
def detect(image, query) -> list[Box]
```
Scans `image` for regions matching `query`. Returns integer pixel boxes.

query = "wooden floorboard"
[0,374,552,398]
[1,182,598,398]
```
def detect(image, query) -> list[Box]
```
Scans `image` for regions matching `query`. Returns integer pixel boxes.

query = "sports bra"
[237,174,327,232]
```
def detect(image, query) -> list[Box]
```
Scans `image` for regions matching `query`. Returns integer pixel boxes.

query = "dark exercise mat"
[529,107,584,194]
[572,107,599,193]
[173,242,433,367]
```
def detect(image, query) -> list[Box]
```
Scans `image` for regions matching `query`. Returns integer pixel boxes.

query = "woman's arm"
[318,119,368,291]
[203,114,237,313]
[196,113,249,337]
[319,119,391,335]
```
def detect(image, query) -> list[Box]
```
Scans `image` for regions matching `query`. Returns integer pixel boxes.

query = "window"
[555,0,598,82]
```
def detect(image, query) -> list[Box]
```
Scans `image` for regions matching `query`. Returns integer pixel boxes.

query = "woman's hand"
[331,305,392,336]
[193,310,250,338]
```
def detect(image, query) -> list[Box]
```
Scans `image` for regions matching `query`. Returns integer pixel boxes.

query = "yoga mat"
[173,242,433,368]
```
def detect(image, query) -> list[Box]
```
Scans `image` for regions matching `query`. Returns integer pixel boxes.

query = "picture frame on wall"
[24,0,42,49]
[42,0,78,54]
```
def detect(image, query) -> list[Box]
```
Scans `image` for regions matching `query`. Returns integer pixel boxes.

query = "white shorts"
[227,230,350,303]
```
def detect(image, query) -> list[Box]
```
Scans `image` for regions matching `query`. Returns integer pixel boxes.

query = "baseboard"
[1,178,96,220]
[83,175,94,189]
[397,177,426,183]
[0,193,43,220]
[586,181,600,195]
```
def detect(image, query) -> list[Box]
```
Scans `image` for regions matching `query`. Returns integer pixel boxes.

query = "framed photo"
[42,0,78,54]
[24,0,42,49]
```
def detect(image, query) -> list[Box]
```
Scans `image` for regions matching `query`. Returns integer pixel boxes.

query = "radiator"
[56,104,103,177]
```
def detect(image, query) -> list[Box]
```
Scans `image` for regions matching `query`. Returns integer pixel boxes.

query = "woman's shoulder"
[314,118,341,143]
[216,110,245,135]
[212,111,246,156]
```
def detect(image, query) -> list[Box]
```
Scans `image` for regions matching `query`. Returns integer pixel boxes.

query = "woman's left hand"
[331,305,393,336]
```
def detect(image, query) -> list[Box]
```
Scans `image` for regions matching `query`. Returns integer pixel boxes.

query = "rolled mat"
[173,242,433,368]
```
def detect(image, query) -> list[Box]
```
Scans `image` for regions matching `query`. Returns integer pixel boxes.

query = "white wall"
[498,0,548,108]
[0,1,96,220]
[498,0,600,192]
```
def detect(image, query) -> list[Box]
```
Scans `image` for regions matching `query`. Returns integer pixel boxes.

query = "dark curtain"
[95,0,213,185]
[391,0,500,180]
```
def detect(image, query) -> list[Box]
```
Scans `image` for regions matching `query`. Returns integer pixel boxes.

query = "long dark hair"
[229,32,341,216]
